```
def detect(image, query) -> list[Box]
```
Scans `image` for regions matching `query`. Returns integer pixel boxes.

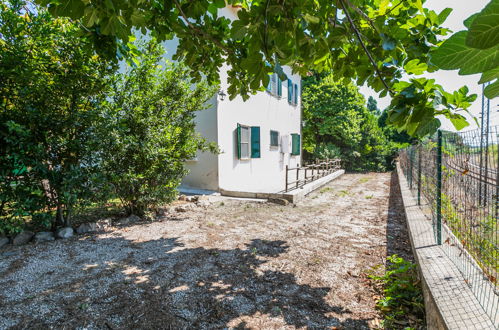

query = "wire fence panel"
[400,126,499,326]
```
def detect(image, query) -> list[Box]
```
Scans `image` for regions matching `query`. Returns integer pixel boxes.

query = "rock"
[175,204,194,212]
[178,195,187,201]
[13,231,34,245]
[76,222,97,234]
[116,214,141,225]
[56,227,74,239]
[96,218,113,230]
[197,195,209,201]
[34,231,55,243]
[197,200,211,208]
[0,236,9,248]
[268,198,289,206]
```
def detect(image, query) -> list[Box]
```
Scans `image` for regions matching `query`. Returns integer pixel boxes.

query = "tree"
[431,0,499,99]
[367,96,380,116]
[36,0,478,136]
[102,41,217,216]
[0,0,115,232]
[302,74,401,171]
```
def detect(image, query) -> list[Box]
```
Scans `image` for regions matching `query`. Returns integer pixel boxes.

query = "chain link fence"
[399,126,499,326]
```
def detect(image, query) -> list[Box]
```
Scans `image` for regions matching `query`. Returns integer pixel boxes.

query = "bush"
[102,41,217,216]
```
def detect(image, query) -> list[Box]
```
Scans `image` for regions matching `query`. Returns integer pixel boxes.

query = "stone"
[96,218,113,230]
[268,198,289,206]
[13,231,34,245]
[34,231,55,243]
[76,222,97,234]
[197,195,209,201]
[175,204,194,212]
[0,236,9,248]
[197,200,211,208]
[178,195,187,201]
[56,227,74,239]
[116,214,141,225]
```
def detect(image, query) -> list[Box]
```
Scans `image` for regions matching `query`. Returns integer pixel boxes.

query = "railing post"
[436,130,442,245]
[296,167,299,189]
[417,145,422,206]
[409,147,413,190]
[285,165,288,192]
[304,167,307,183]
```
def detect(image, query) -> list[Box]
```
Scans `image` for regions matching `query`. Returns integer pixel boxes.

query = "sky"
[359,0,499,131]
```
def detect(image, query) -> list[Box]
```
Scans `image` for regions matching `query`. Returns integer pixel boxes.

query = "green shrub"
[369,255,425,329]
[102,41,217,216]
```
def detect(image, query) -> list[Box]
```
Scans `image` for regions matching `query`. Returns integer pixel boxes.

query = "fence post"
[285,165,288,192]
[417,145,422,206]
[436,130,442,245]
[296,167,299,189]
[409,147,414,190]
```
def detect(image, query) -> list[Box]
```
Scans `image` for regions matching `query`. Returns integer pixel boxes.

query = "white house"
[173,6,302,194]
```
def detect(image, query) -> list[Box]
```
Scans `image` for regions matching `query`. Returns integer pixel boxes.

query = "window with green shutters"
[237,124,260,159]
[287,79,293,103]
[270,130,279,147]
[291,133,300,155]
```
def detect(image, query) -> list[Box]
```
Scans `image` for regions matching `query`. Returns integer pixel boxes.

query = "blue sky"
[359,0,498,131]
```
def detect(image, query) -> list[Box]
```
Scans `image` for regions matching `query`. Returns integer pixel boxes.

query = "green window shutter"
[251,126,261,158]
[294,84,298,104]
[288,79,293,102]
[291,133,300,155]
[277,76,282,97]
[237,124,241,159]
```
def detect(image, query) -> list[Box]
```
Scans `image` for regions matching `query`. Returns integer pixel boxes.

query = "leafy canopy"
[431,0,499,99]
[35,0,478,136]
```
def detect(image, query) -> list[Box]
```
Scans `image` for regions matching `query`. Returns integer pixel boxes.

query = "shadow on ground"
[386,171,414,261]
[4,237,371,329]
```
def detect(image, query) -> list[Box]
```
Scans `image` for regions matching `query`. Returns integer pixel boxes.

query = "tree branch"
[339,0,393,95]
[173,0,230,53]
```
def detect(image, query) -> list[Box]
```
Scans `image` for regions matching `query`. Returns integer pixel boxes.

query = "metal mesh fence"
[399,126,499,326]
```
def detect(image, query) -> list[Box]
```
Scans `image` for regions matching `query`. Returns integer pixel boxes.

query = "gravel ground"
[0,172,413,329]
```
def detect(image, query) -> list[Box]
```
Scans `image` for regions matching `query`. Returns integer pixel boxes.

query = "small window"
[288,79,293,103]
[270,130,279,147]
[291,133,301,155]
[238,125,251,159]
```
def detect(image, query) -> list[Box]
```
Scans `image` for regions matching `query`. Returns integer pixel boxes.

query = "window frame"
[291,133,301,156]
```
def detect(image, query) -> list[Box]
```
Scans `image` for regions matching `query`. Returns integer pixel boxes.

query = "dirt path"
[0,172,412,329]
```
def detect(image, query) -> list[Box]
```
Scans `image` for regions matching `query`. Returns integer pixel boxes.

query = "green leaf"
[464,13,478,28]
[448,114,470,131]
[437,8,453,24]
[303,14,320,24]
[466,0,499,49]
[431,31,499,75]
[484,80,499,98]
[404,59,428,75]
[478,67,499,84]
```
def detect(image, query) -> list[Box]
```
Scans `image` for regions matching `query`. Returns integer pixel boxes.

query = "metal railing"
[284,158,341,192]
[399,126,499,326]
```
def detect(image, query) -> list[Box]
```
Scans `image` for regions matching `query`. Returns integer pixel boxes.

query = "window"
[237,125,250,159]
[291,133,301,155]
[270,130,279,147]
[237,124,260,159]
[277,76,282,97]
[288,79,293,103]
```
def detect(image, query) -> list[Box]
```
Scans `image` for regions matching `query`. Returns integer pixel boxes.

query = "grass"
[337,190,350,197]
[365,195,374,199]
[359,177,370,183]
[320,187,332,193]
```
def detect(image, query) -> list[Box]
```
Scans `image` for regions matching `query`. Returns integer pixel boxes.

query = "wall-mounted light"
[218,89,227,101]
